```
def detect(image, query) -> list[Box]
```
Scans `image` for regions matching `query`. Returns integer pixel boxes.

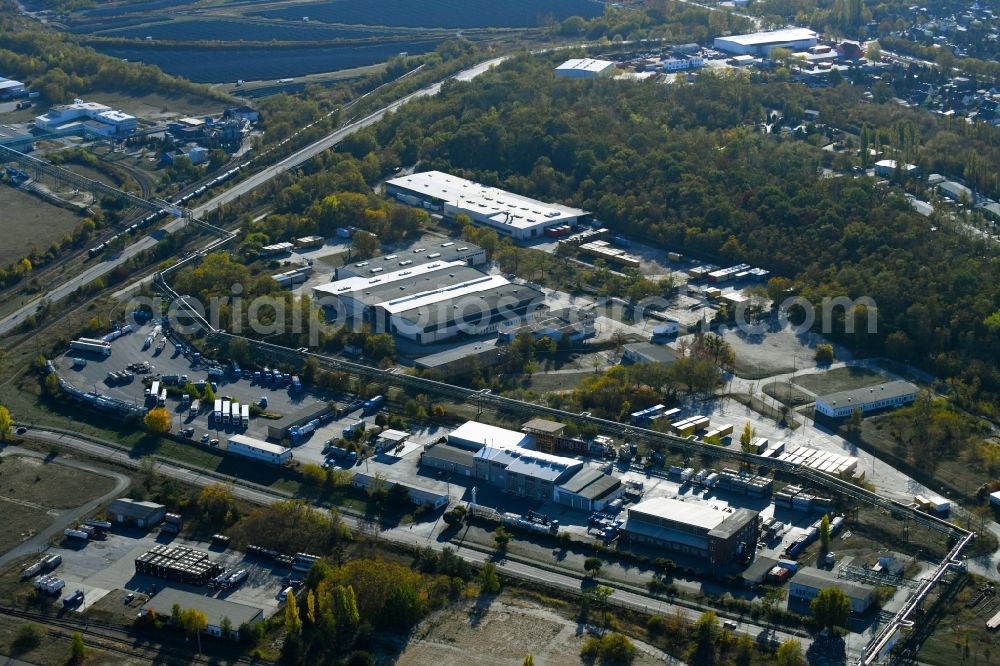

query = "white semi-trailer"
[214,399,223,422]
[70,338,111,356]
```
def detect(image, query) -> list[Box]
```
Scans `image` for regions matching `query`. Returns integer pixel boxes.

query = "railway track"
[0,605,264,664]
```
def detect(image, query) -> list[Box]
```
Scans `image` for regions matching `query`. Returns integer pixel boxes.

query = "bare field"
[0,455,117,509]
[0,503,51,556]
[0,186,84,265]
[397,595,668,666]
[88,90,228,121]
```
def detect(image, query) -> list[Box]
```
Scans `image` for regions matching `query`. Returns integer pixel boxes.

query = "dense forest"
[235,54,997,417]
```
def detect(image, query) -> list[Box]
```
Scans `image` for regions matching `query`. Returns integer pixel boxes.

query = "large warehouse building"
[554,58,616,79]
[814,380,917,418]
[621,497,759,566]
[313,260,545,344]
[714,28,818,56]
[385,171,590,241]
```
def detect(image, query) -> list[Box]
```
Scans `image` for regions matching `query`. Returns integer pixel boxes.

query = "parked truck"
[158,389,167,407]
[363,395,384,413]
[291,375,302,392]
[241,403,249,427]
[70,338,112,356]
[230,401,240,425]
[190,399,200,417]
[214,399,223,422]
[149,380,160,402]
[222,400,231,423]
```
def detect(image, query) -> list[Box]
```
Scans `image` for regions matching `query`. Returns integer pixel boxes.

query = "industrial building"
[105,498,166,528]
[35,99,137,137]
[351,470,450,509]
[0,76,26,98]
[449,420,531,451]
[435,420,617,506]
[266,402,330,440]
[227,434,292,464]
[814,380,918,418]
[414,339,503,377]
[334,240,486,280]
[714,28,818,56]
[873,160,918,178]
[622,342,679,366]
[385,171,590,241]
[498,308,597,344]
[141,588,264,640]
[621,497,760,566]
[554,58,616,79]
[134,545,223,586]
[314,260,545,344]
[789,567,875,613]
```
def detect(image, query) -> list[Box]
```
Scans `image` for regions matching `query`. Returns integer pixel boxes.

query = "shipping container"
[70,339,112,356]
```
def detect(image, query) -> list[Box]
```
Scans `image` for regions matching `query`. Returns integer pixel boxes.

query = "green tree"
[0,405,12,441]
[351,230,379,259]
[480,562,501,594]
[523,656,536,666]
[739,422,755,454]
[584,556,603,577]
[775,639,806,666]
[811,587,851,630]
[11,623,45,654]
[180,608,208,653]
[335,584,360,628]
[69,632,86,664]
[815,344,835,364]
[849,407,863,432]
[819,514,831,551]
[170,603,183,626]
[220,615,233,638]
[689,610,719,664]
[493,526,512,552]
[285,590,303,635]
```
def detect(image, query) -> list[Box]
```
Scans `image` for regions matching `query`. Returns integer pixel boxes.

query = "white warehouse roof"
[313,260,467,299]
[718,28,818,47]
[386,171,587,232]
[555,58,615,74]
[227,434,290,456]
[628,496,729,531]
[449,421,531,451]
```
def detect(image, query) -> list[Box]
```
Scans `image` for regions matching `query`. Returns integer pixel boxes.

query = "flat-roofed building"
[714,28,818,55]
[335,240,486,280]
[554,58,616,79]
[106,498,166,528]
[35,99,136,136]
[421,441,476,475]
[814,380,917,418]
[386,171,590,241]
[789,567,875,613]
[622,342,679,366]
[140,588,263,639]
[227,434,292,464]
[0,77,26,98]
[555,466,622,511]
[621,497,759,566]
[475,445,583,501]
[448,421,531,451]
[314,259,544,343]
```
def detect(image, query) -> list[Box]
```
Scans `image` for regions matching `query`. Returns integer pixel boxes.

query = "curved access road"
[0,445,131,570]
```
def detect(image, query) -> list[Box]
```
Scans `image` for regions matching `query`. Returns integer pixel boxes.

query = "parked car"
[200,434,210,443]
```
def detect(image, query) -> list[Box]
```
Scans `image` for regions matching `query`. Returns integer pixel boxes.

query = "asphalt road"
[19,427,812,653]
[0,56,507,337]
[0,445,131,571]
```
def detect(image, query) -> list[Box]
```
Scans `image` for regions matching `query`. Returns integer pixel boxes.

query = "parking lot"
[43,528,285,618]
[54,319,457,468]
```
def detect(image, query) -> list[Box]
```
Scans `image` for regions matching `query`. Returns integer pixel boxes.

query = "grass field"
[0,186,84,265]
[0,455,116,508]
[0,615,120,665]
[792,366,887,396]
